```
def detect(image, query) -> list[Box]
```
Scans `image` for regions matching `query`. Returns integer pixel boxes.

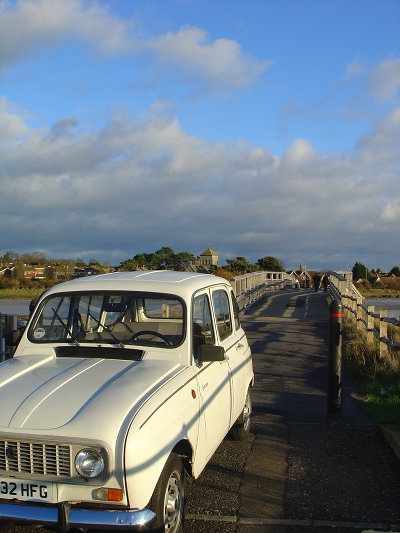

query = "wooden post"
[351,297,357,319]
[367,306,374,345]
[379,310,388,359]
[356,297,363,331]
[345,296,349,316]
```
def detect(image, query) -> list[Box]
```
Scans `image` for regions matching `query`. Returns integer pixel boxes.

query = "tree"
[144,253,162,270]
[12,259,25,281]
[119,259,138,271]
[156,247,175,269]
[133,254,146,269]
[172,251,195,271]
[225,257,252,275]
[21,253,33,264]
[257,256,285,272]
[89,258,102,268]
[32,251,46,265]
[4,251,18,262]
[45,266,56,280]
[352,262,369,281]
[390,266,400,277]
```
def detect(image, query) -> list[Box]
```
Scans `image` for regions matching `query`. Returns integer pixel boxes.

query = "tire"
[230,387,252,441]
[149,453,185,533]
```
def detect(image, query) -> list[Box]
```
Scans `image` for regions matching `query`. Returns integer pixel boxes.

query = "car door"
[211,288,251,426]
[192,291,231,467]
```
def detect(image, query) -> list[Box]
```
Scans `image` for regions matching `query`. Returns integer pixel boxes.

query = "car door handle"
[236,343,244,350]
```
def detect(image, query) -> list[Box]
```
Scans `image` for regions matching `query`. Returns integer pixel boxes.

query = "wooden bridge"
[234,269,400,362]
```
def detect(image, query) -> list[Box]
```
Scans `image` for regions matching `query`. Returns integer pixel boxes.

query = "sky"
[0,0,399,272]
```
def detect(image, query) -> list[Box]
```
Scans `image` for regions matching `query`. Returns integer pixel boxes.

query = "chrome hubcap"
[164,469,183,532]
[243,391,252,430]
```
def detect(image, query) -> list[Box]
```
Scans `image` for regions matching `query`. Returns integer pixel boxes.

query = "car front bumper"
[0,501,156,531]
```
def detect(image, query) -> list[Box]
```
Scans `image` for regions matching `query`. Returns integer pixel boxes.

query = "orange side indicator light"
[108,488,123,501]
[95,488,123,501]
[191,389,196,399]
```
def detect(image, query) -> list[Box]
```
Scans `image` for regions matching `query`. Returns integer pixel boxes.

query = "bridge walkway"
[186,288,400,533]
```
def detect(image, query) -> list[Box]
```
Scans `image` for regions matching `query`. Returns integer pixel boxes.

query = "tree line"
[352,262,400,281]
[0,248,287,288]
[2,251,398,281]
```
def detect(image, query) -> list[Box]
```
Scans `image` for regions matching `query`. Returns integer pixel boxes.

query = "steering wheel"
[130,330,173,346]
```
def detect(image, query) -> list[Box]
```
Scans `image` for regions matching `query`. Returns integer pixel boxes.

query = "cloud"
[366,58,400,102]
[0,0,133,69]
[0,103,398,270]
[282,139,317,166]
[0,97,29,141]
[146,26,270,93]
[0,1,268,95]
[47,117,79,140]
[345,57,400,103]
[282,56,400,127]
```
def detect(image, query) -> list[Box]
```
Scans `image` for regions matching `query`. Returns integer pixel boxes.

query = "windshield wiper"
[87,312,125,348]
[52,308,80,346]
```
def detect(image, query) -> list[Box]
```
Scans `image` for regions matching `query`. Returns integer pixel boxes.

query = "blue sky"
[0,0,399,271]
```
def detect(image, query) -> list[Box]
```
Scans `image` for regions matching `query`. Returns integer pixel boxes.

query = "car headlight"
[75,448,105,479]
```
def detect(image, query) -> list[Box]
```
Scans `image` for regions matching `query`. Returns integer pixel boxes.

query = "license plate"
[0,479,53,503]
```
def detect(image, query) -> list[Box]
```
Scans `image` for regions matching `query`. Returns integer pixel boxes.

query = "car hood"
[0,352,181,432]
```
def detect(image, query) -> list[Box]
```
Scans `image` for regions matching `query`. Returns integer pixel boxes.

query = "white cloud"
[0,1,268,94]
[381,199,400,224]
[0,96,29,141]
[0,103,398,270]
[0,0,132,69]
[282,139,317,166]
[146,26,269,92]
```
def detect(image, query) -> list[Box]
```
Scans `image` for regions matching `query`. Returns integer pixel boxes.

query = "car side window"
[231,291,240,330]
[192,294,215,357]
[212,290,233,341]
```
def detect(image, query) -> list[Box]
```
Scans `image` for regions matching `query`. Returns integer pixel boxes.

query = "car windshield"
[28,291,185,348]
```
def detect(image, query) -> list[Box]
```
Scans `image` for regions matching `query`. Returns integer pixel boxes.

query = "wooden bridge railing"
[232,271,294,314]
[327,271,400,364]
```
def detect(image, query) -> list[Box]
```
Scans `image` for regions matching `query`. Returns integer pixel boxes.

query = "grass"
[343,319,400,430]
[359,287,400,299]
[0,287,45,299]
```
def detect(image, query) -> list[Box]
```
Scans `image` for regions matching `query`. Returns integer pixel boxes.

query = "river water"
[0,299,31,316]
[364,298,400,320]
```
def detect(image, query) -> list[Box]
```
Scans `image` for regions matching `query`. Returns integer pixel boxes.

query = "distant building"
[186,248,219,273]
[24,267,46,280]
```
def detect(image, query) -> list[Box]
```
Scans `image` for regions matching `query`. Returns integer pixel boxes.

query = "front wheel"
[149,453,185,533]
[230,388,252,441]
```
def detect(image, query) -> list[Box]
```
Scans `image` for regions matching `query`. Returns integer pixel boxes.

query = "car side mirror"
[5,329,23,347]
[197,344,225,363]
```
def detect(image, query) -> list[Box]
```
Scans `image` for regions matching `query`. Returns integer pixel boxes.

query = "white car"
[0,271,253,532]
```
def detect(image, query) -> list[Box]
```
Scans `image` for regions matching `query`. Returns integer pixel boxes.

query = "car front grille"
[0,439,71,478]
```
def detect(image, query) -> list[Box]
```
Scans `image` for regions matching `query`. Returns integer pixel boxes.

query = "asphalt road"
[1,289,399,533]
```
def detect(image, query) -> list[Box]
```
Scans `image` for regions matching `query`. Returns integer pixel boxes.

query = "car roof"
[43,270,232,300]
